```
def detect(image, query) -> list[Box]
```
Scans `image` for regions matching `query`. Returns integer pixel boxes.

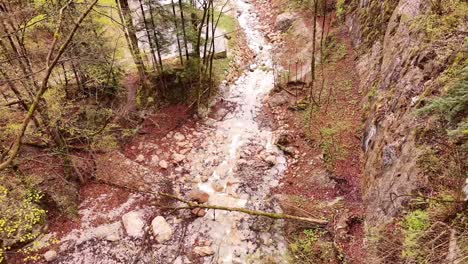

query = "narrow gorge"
[0,0,466,263]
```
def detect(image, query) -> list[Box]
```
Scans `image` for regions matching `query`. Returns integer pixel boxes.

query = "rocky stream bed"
[43,0,290,263]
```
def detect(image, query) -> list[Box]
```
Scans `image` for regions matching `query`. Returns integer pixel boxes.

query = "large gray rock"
[275,12,295,32]
[269,93,288,107]
[151,216,173,243]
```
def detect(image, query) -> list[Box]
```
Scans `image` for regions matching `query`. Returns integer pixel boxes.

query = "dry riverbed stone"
[151,216,173,243]
[122,211,145,238]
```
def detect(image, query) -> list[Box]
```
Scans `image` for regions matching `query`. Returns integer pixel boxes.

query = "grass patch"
[289,228,338,263]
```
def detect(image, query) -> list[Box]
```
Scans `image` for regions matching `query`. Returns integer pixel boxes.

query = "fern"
[418,65,468,147]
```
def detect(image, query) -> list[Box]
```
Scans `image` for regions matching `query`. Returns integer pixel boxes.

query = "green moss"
[289,228,338,264]
[402,210,430,261]
[353,0,399,49]
[410,0,468,42]
[322,35,347,63]
[318,121,350,170]
[417,63,468,150]
[290,229,320,254]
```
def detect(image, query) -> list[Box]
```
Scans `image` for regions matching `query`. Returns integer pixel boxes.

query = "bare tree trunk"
[116,0,147,79]
[202,0,211,65]
[138,0,159,72]
[308,0,318,108]
[171,0,184,66]
[178,0,190,60]
[148,3,164,73]
[318,0,327,105]
[195,1,209,59]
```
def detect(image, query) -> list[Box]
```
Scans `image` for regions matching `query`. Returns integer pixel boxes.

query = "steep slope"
[347,0,467,262]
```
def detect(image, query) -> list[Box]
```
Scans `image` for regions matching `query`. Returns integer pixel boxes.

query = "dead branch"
[159,192,328,226]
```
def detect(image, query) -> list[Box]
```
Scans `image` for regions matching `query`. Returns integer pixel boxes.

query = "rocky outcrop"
[347,0,467,225]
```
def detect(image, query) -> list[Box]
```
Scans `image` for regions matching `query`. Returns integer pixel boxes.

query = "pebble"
[159,160,169,169]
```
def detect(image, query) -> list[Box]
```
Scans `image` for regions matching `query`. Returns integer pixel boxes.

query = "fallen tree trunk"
[97,179,328,226]
[159,192,328,226]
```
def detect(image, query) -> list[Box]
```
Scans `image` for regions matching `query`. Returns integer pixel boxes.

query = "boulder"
[264,155,277,166]
[249,64,257,72]
[135,154,145,162]
[269,94,288,107]
[213,51,227,59]
[275,12,295,32]
[150,155,159,166]
[122,211,145,238]
[43,250,57,262]
[151,216,173,243]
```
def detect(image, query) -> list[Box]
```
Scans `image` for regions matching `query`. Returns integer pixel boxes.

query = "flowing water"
[176,0,289,262]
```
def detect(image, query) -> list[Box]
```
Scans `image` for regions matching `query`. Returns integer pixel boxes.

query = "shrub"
[0,176,46,263]
[418,65,468,149]
[335,0,346,21]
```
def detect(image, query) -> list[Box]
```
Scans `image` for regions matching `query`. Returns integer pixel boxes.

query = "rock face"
[122,211,145,238]
[275,12,295,32]
[268,92,288,107]
[151,216,173,243]
[348,0,467,226]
